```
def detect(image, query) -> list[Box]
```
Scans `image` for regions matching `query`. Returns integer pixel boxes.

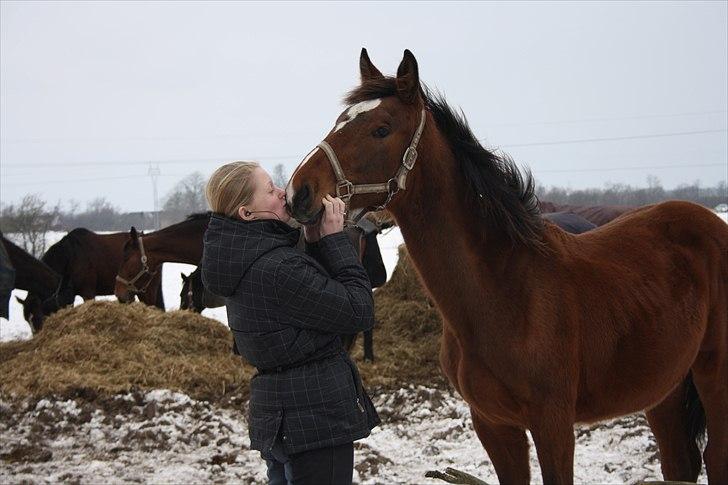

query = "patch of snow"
[0,386,708,484]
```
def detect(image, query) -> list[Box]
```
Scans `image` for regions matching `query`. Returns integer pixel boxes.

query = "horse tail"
[685,372,706,447]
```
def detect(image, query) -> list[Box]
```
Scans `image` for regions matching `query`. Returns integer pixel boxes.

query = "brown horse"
[2,234,75,332]
[286,49,728,484]
[31,228,164,311]
[540,201,637,227]
[115,213,210,303]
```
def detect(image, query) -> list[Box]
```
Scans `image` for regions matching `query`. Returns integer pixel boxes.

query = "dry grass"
[0,245,447,401]
[0,301,255,401]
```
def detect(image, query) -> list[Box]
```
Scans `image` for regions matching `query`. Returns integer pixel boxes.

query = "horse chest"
[440,327,526,425]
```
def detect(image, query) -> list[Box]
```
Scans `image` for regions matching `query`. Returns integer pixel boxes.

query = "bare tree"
[272,163,288,188]
[0,194,59,257]
[162,172,208,223]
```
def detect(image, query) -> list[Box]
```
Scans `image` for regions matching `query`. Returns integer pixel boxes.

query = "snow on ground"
[0,227,405,342]
[0,386,708,484]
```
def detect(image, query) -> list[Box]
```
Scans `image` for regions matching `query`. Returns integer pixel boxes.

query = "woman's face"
[241,167,291,223]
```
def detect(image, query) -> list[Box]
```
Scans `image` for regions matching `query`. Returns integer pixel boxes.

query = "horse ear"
[359,48,384,82]
[130,226,138,240]
[181,273,189,282]
[16,296,25,305]
[396,49,420,104]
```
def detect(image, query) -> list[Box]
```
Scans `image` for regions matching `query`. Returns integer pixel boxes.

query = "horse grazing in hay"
[286,49,728,484]
[115,213,211,304]
[2,234,75,332]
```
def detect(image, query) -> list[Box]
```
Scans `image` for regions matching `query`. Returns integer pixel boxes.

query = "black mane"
[41,228,92,273]
[345,78,544,249]
[186,212,212,221]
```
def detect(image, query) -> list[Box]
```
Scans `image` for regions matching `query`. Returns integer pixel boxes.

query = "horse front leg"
[470,408,530,484]
[528,404,576,485]
[363,328,374,362]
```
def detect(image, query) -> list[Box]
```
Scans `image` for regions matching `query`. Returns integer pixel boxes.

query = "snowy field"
[0,386,708,484]
[0,226,405,342]
[1,213,725,483]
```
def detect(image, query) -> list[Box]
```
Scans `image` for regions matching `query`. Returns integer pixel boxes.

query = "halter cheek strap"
[317,108,427,225]
[115,235,157,294]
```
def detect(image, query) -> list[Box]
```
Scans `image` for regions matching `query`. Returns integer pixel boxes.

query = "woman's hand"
[319,195,346,238]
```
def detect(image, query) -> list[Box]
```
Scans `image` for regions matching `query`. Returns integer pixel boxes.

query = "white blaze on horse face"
[287,146,320,206]
[334,99,382,133]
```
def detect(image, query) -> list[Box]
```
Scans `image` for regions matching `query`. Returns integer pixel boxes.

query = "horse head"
[287,48,426,225]
[16,295,44,333]
[115,226,158,303]
[20,278,75,333]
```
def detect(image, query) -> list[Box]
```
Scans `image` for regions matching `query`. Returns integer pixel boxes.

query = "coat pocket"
[248,407,283,453]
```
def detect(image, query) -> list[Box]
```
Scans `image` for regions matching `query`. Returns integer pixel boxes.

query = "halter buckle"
[402,147,418,170]
[336,180,354,200]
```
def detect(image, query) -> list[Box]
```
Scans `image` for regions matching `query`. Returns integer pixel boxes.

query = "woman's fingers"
[320,195,344,237]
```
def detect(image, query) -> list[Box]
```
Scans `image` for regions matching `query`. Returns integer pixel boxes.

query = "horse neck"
[4,238,61,296]
[145,219,207,264]
[388,134,538,341]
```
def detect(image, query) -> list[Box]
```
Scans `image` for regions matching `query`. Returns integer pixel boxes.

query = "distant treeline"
[537,179,726,209]
[1,172,725,257]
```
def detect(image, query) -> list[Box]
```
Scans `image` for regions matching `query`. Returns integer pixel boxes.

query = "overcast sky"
[1,1,726,212]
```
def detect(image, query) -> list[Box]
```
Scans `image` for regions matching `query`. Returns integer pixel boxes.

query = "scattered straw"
[0,245,448,400]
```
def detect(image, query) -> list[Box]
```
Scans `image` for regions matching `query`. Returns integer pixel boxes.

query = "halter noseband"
[115,234,157,295]
[316,108,426,225]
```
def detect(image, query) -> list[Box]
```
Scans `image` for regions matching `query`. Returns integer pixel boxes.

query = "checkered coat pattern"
[201,214,379,455]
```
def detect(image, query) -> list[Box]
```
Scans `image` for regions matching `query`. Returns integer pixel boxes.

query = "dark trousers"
[264,437,354,485]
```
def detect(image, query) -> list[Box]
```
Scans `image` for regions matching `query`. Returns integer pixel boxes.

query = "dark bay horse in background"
[286,49,728,484]
[540,201,637,227]
[180,267,225,313]
[541,211,596,234]
[2,234,75,332]
[31,228,165,311]
[115,213,211,303]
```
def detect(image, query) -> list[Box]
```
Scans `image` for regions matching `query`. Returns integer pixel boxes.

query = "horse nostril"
[293,184,312,210]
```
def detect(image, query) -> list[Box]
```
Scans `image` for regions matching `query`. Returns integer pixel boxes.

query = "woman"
[201,161,379,485]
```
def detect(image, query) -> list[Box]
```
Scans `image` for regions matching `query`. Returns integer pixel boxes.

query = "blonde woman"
[201,161,379,485]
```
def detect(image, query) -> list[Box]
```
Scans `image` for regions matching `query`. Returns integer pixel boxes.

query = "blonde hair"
[206,161,261,218]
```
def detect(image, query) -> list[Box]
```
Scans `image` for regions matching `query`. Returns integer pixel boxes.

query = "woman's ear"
[238,206,255,221]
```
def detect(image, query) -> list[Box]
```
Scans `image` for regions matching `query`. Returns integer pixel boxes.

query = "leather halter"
[317,108,426,225]
[115,235,157,295]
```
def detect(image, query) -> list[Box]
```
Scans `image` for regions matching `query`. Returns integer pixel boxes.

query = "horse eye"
[373,126,390,138]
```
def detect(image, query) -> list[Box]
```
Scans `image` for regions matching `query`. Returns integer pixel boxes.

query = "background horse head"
[2,234,74,333]
[287,49,728,484]
[179,267,224,312]
[115,213,210,304]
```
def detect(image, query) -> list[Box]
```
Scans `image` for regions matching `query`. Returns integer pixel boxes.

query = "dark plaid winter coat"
[201,214,380,455]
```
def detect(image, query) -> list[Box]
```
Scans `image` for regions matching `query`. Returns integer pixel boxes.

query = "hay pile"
[0,301,254,401]
[356,244,447,389]
[0,246,447,401]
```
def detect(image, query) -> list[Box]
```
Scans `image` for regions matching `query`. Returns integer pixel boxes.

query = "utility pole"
[148,163,161,230]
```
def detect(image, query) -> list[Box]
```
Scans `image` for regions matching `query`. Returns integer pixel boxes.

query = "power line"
[493,129,727,148]
[3,173,186,187]
[2,162,725,189]
[3,127,727,170]
[484,109,728,128]
[3,110,725,144]
[538,162,726,174]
